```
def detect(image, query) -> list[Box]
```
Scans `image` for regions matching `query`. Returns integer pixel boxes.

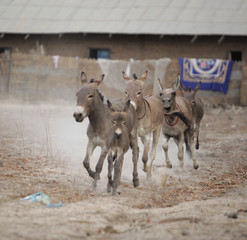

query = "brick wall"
[1,34,247,62]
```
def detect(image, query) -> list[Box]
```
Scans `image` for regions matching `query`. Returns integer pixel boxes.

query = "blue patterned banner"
[178,58,233,94]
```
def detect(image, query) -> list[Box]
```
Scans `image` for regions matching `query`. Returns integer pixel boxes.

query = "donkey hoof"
[107,185,111,193]
[89,171,96,179]
[195,144,199,150]
[133,178,139,187]
[194,164,199,170]
[166,162,172,169]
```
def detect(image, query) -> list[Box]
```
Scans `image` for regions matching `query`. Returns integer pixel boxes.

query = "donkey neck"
[88,93,110,129]
[136,96,146,119]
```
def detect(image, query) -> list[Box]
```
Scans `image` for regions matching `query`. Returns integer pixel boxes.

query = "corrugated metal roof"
[0,0,247,35]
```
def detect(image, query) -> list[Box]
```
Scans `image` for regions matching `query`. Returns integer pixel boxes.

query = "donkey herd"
[73,71,204,195]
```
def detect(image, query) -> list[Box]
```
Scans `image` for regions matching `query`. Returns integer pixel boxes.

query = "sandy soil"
[0,101,247,240]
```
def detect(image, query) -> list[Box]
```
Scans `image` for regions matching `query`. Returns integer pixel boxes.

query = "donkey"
[180,81,204,150]
[122,70,164,176]
[73,72,139,189]
[106,100,138,195]
[158,73,199,169]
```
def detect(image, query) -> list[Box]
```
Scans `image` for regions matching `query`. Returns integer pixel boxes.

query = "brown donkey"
[180,81,204,150]
[106,100,138,195]
[158,74,199,169]
[73,72,139,189]
[122,70,164,176]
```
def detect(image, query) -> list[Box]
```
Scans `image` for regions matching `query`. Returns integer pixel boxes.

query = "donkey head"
[122,70,148,110]
[107,100,130,137]
[158,73,180,113]
[73,71,105,122]
[180,81,201,105]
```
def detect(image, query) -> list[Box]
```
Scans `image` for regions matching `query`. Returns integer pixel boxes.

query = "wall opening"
[228,51,242,62]
[89,48,110,59]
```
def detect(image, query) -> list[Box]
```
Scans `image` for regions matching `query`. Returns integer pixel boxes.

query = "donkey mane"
[96,89,104,102]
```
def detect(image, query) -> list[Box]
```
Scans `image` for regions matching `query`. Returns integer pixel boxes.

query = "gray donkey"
[73,72,139,189]
[158,74,199,169]
[106,100,138,195]
[180,81,204,150]
[122,70,164,177]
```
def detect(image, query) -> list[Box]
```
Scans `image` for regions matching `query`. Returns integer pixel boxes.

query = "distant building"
[0,0,246,61]
[0,0,246,105]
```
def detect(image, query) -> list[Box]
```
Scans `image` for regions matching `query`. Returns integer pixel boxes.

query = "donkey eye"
[159,93,163,97]
[125,91,128,96]
[88,95,93,99]
[137,91,141,96]
[122,121,126,125]
[112,120,116,125]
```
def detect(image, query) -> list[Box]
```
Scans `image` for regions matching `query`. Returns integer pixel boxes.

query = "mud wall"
[2,53,244,105]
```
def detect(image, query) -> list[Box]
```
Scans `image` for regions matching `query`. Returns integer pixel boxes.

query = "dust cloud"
[0,101,192,190]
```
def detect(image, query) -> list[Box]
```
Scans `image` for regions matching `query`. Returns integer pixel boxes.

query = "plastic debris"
[21,192,62,208]
[21,192,50,204]
[46,201,63,208]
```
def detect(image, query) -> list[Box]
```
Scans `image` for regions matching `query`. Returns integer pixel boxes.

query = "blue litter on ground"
[21,192,62,208]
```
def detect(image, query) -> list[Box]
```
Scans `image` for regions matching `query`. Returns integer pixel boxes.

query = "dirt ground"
[0,100,247,240]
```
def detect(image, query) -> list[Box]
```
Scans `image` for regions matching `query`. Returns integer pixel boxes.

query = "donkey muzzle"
[162,99,172,113]
[115,128,122,138]
[73,112,84,122]
[73,106,86,122]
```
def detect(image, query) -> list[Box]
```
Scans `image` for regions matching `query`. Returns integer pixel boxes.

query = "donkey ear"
[81,71,87,83]
[133,73,138,80]
[193,81,201,96]
[122,71,131,81]
[124,100,130,112]
[138,70,148,82]
[158,78,164,90]
[107,100,115,112]
[180,81,187,92]
[171,73,180,90]
[94,74,105,86]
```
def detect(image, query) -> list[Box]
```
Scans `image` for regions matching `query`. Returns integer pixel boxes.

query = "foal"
[122,71,164,177]
[106,100,137,195]
[180,81,204,150]
[158,74,199,169]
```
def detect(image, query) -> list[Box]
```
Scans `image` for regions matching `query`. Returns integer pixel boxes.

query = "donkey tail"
[164,111,191,127]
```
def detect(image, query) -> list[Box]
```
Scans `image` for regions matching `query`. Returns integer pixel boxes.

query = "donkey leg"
[107,152,114,193]
[174,134,184,169]
[148,125,162,178]
[141,134,151,172]
[187,131,199,169]
[190,137,199,169]
[195,122,200,150]
[83,142,96,179]
[112,152,124,195]
[92,147,108,190]
[130,133,139,187]
[162,135,172,168]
